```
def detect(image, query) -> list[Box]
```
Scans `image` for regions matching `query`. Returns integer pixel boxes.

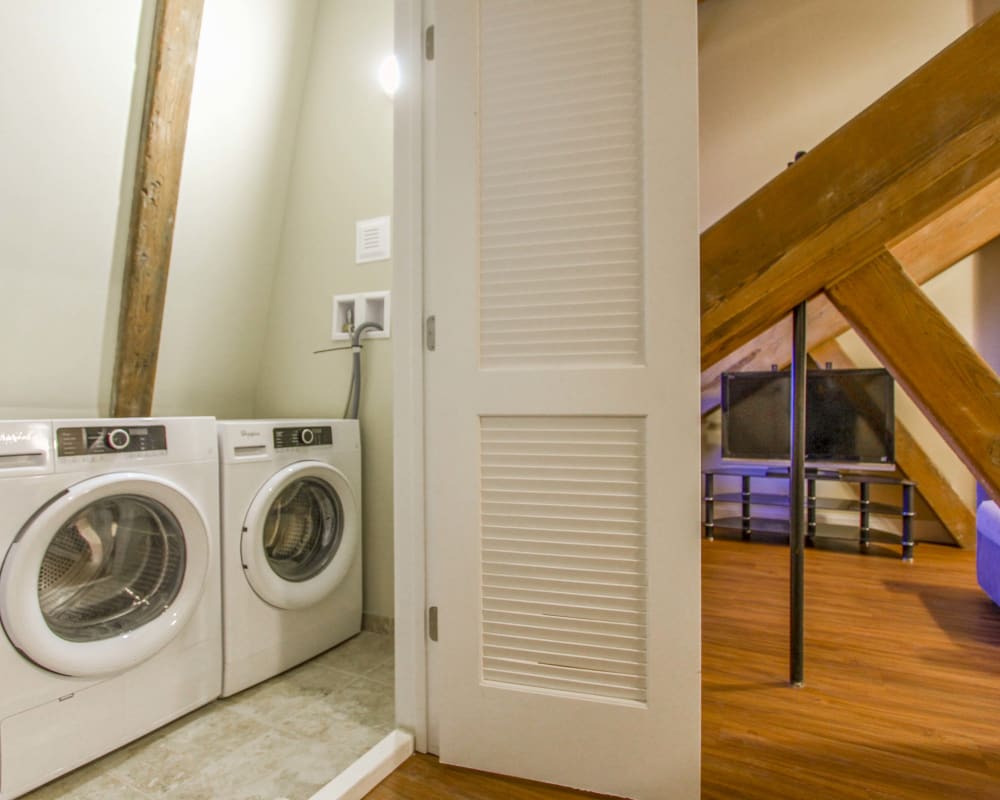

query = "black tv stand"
[702,465,915,561]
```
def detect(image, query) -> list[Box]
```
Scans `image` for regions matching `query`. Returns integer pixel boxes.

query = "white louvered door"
[423,2,701,797]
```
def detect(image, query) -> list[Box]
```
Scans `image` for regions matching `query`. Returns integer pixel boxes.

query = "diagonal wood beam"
[808,339,974,547]
[701,14,1000,370]
[888,170,1000,274]
[826,251,1000,503]
[110,0,204,417]
[701,171,1000,413]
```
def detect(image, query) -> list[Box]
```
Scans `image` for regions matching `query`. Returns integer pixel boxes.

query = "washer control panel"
[274,426,333,449]
[56,425,168,457]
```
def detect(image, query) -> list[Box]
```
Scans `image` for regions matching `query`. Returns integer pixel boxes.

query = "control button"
[300,428,315,446]
[107,428,131,451]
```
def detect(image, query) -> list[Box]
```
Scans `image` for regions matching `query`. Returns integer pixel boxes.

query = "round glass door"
[262,477,343,582]
[242,461,359,610]
[0,473,210,677]
[38,495,186,642]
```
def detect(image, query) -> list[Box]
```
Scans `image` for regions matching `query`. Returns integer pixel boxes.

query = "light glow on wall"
[378,54,400,97]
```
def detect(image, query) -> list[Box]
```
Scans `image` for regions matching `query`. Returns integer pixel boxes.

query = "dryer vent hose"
[344,322,383,420]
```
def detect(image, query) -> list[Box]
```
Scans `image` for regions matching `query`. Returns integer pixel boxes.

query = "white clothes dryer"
[0,417,221,800]
[217,419,362,697]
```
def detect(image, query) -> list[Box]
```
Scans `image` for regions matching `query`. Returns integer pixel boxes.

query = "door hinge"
[425,25,435,61]
[428,606,439,641]
[425,315,436,351]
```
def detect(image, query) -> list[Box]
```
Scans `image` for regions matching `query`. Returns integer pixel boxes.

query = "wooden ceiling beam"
[700,170,1000,413]
[807,338,974,547]
[826,251,1000,503]
[110,0,203,417]
[888,170,1000,274]
[700,14,1000,370]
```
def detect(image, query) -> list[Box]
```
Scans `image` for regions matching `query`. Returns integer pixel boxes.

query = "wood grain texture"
[365,753,622,799]
[826,251,1000,503]
[888,171,1000,274]
[700,176,1000,414]
[110,0,203,417]
[700,14,1000,370]
[703,537,1000,800]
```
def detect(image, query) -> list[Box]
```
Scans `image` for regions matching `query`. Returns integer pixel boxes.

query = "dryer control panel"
[56,425,168,457]
[274,426,333,449]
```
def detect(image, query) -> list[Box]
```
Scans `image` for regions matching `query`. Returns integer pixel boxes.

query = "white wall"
[154,0,318,419]
[0,2,318,422]
[699,0,978,517]
[0,2,143,418]
[254,0,395,623]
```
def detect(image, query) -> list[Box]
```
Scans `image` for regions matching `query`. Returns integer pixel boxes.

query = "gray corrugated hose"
[344,322,383,420]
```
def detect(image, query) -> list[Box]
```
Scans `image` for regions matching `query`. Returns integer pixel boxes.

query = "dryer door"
[0,472,210,677]
[241,461,359,610]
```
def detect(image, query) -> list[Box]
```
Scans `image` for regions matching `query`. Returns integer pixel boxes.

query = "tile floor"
[22,632,395,800]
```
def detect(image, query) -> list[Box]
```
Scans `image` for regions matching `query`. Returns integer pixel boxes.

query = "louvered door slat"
[483,609,645,640]
[483,666,644,702]
[481,416,646,702]
[479,0,643,367]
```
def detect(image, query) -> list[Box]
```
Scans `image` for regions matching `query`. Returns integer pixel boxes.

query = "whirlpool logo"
[239,430,262,438]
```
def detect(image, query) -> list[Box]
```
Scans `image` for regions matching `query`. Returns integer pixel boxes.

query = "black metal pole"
[790,301,807,687]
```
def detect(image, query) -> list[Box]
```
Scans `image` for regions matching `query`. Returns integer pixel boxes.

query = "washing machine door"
[0,472,210,677]
[241,460,359,610]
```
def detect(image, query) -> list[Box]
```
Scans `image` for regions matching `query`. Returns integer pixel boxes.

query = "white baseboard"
[307,729,415,800]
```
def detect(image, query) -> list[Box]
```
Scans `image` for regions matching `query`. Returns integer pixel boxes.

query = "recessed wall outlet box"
[356,216,391,263]
[360,290,390,338]
[331,291,390,340]
[332,294,359,340]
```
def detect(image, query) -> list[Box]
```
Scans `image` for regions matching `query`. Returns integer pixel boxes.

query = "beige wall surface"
[699,0,979,516]
[698,0,969,230]
[0,2,143,419]
[0,1,317,422]
[253,0,395,621]
[154,0,318,419]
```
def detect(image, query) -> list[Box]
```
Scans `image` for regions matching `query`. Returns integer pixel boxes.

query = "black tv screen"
[721,368,895,468]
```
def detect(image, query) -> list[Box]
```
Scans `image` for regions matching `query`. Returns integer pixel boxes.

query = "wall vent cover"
[356,216,391,263]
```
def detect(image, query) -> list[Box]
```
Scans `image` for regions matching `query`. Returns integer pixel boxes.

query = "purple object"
[976,501,1000,605]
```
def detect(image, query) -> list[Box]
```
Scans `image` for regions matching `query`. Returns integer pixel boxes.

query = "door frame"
[391,0,430,753]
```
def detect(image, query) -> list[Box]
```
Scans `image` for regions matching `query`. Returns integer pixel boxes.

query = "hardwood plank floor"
[367,536,1000,799]
[703,535,1000,800]
[364,753,617,799]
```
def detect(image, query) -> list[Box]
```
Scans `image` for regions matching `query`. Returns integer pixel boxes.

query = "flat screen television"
[720,368,895,470]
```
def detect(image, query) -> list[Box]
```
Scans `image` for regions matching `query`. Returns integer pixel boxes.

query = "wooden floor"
[364,753,615,799]
[366,536,1000,799]
[702,535,1000,799]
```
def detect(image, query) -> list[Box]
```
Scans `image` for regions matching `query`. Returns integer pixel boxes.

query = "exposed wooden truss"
[807,339,975,546]
[701,14,1000,370]
[826,251,1000,503]
[110,0,204,417]
[700,14,1000,517]
[700,172,1000,415]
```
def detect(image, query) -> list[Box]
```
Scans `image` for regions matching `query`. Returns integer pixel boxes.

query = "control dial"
[300,428,315,446]
[106,428,131,451]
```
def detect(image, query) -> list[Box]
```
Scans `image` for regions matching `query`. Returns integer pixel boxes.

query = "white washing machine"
[217,419,362,697]
[0,417,221,800]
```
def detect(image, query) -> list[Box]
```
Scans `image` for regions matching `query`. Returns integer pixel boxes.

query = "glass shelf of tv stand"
[702,466,916,561]
[712,492,902,516]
